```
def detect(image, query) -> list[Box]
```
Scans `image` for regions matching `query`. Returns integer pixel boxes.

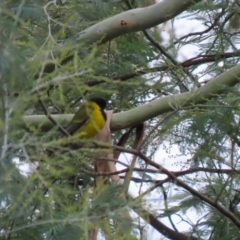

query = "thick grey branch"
[22,63,240,131]
[112,63,240,128]
[76,0,202,44]
[34,0,202,79]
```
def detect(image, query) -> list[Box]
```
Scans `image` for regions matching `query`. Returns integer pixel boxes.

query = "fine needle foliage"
[1,0,240,239]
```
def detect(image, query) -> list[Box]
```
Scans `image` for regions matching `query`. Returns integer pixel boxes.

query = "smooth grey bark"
[34,0,203,81]
[76,0,203,44]
[112,63,240,128]
[22,63,240,132]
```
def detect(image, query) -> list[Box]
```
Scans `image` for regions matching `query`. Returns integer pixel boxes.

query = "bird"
[65,97,107,139]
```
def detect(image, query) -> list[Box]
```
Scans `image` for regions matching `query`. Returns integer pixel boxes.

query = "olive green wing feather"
[65,119,88,135]
[65,103,91,135]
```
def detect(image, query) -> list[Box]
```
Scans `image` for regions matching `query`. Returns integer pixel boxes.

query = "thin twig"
[173,9,226,45]
[38,99,70,136]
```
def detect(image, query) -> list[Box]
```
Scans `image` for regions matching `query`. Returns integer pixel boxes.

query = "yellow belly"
[74,103,106,139]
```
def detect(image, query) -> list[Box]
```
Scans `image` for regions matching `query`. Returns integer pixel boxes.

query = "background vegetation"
[1,0,240,239]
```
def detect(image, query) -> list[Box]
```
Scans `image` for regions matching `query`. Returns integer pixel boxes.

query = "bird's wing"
[65,103,91,135]
[65,119,88,135]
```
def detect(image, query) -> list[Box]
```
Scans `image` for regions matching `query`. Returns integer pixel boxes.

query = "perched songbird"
[66,97,107,139]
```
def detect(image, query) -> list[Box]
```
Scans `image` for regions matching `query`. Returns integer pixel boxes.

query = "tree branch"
[22,62,240,131]
[111,51,240,82]
[133,205,201,240]
[35,0,202,77]
[119,167,240,183]
[111,145,240,229]
[75,0,202,45]
[173,9,226,45]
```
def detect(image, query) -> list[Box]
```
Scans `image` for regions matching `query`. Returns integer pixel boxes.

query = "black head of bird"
[89,97,107,110]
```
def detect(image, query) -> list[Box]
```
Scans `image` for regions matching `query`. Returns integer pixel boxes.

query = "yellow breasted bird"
[66,97,107,139]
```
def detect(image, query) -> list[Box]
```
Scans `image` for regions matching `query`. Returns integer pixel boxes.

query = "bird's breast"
[78,103,106,139]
